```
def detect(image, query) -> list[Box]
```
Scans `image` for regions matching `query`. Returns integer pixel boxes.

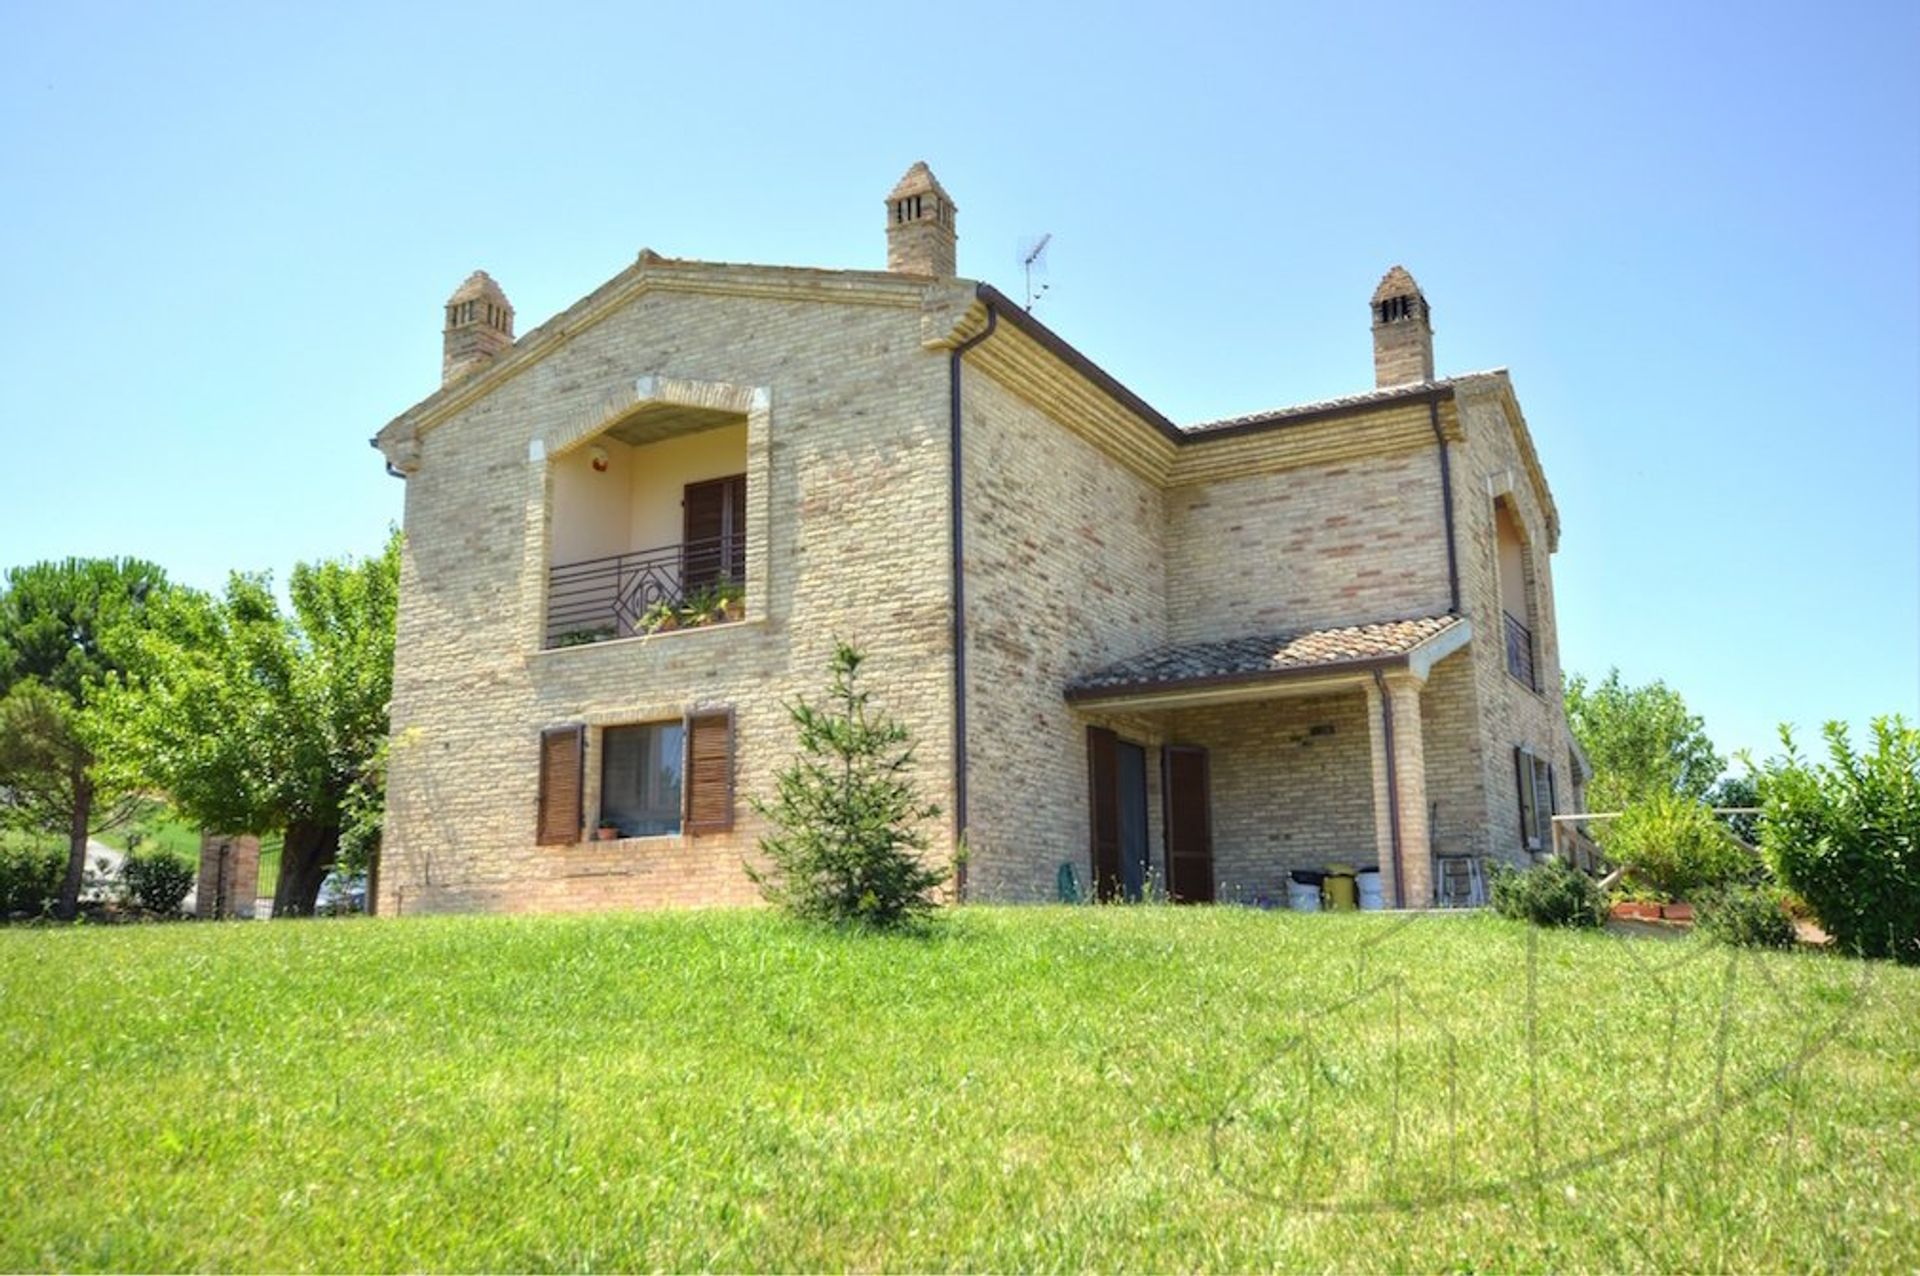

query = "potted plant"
[638,600,680,634]
[1610,895,1662,923]
[596,823,620,842]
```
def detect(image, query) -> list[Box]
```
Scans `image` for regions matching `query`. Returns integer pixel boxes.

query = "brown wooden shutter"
[1086,726,1120,901]
[1515,746,1539,851]
[537,725,585,846]
[683,710,734,834]
[682,474,746,595]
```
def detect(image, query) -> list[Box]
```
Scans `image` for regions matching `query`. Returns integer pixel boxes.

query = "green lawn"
[1,908,1915,1272]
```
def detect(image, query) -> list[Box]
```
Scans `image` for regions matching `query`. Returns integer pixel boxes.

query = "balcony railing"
[546,534,744,648]
[1503,610,1538,691]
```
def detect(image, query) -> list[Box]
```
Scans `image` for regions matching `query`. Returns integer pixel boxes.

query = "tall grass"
[1,908,1915,1271]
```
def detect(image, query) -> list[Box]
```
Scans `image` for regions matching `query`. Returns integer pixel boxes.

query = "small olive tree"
[750,643,946,927]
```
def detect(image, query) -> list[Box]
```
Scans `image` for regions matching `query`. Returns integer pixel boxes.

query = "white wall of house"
[548,422,749,566]
[551,439,633,566]
[628,423,747,553]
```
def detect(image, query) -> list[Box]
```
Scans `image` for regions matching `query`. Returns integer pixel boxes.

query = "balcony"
[546,534,745,648]
[1503,610,1538,691]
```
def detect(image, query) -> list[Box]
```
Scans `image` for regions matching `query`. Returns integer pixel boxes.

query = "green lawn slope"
[2,907,1915,1271]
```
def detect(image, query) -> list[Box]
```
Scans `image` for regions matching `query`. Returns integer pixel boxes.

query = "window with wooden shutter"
[682,474,747,595]
[683,710,734,834]
[537,725,585,846]
[1515,747,1558,853]
[1515,745,1540,851]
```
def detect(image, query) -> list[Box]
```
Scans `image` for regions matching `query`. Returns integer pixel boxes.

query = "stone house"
[370,162,1584,915]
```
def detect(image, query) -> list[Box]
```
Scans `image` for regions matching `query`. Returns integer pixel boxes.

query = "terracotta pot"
[1661,902,1694,923]
[1611,901,1661,922]
[597,827,620,842]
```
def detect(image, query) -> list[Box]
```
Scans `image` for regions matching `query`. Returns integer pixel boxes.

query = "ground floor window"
[1515,745,1557,852]
[602,722,685,837]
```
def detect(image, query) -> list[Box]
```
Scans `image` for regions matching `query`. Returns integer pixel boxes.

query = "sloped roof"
[887,161,952,204]
[1065,614,1467,702]
[1181,375,1479,436]
[1371,264,1425,303]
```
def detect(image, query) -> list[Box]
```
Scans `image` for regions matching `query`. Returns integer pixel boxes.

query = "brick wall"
[1163,445,1453,642]
[1449,378,1579,868]
[1167,690,1378,902]
[959,370,1170,901]
[381,283,958,915]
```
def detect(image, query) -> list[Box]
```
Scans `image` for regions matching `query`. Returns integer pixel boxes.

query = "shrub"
[1490,859,1606,929]
[1604,792,1756,901]
[0,841,63,917]
[122,851,194,914]
[1694,883,1797,950]
[1756,717,1920,964]
[750,642,946,927]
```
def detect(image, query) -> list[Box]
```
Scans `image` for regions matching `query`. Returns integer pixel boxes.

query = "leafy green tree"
[0,557,167,919]
[750,642,946,927]
[1565,668,1724,813]
[93,536,398,917]
[1754,717,1919,964]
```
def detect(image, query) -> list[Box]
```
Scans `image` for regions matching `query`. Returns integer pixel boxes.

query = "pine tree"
[750,643,946,926]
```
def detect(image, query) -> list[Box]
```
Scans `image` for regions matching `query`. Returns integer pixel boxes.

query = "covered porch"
[1065,615,1474,909]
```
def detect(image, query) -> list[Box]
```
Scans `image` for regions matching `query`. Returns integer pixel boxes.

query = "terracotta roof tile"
[1066,615,1464,699]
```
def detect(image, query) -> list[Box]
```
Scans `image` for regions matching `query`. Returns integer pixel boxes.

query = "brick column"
[1365,673,1433,909]
[1385,674,1432,908]
[1363,678,1399,906]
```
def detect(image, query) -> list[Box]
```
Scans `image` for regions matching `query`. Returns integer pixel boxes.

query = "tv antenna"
[1020,233,1053,311]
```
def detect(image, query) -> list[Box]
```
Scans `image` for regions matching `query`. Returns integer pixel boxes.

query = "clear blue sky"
[3,1,1915,766]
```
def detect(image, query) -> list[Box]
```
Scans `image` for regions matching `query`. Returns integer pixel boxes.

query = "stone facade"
[371,166,1580,916]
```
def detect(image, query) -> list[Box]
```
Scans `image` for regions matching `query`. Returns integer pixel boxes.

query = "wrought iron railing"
[1503,610,1537,691]
[545,534,743,648]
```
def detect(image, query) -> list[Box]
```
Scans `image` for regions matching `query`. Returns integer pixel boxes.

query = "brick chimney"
[885,162,957,277]
[442,270,515,386]
[1371,265,1434,387]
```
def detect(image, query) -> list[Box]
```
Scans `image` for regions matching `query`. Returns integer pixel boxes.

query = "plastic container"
[1323,862,1358,911]
[1355,868,1385,911]
[1286,877,1322,912]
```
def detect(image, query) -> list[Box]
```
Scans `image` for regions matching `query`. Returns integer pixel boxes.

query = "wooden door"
[682,474,747,594]
[1086,726,1122,902]
[1116,741,1149,901]
[1163,745,1214,903]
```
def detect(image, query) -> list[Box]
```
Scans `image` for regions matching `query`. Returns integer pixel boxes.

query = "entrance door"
[1164,745,1215,903]
[1116,741,1149,902]
[1087,726,1121,901]
[1087,729,1151,902]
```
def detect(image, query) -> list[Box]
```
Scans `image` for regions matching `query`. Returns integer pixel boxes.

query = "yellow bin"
[1323,862,1358,911]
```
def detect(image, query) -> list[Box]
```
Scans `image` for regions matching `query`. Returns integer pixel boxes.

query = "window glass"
[601,723,684,836]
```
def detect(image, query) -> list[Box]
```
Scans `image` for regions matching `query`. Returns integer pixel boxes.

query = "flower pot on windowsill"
[596,826,620,842]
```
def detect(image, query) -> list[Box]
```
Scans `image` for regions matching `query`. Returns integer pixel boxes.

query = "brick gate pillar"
[195,833,261,920]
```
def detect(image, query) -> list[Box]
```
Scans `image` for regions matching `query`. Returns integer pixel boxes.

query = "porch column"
[1364,671,1433,908]
[1363,679,1400,906]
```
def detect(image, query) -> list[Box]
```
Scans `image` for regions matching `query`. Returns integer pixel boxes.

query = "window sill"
[568,832,687,850]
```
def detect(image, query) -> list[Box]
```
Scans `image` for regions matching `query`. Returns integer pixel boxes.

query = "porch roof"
[1065,614,1469,708]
